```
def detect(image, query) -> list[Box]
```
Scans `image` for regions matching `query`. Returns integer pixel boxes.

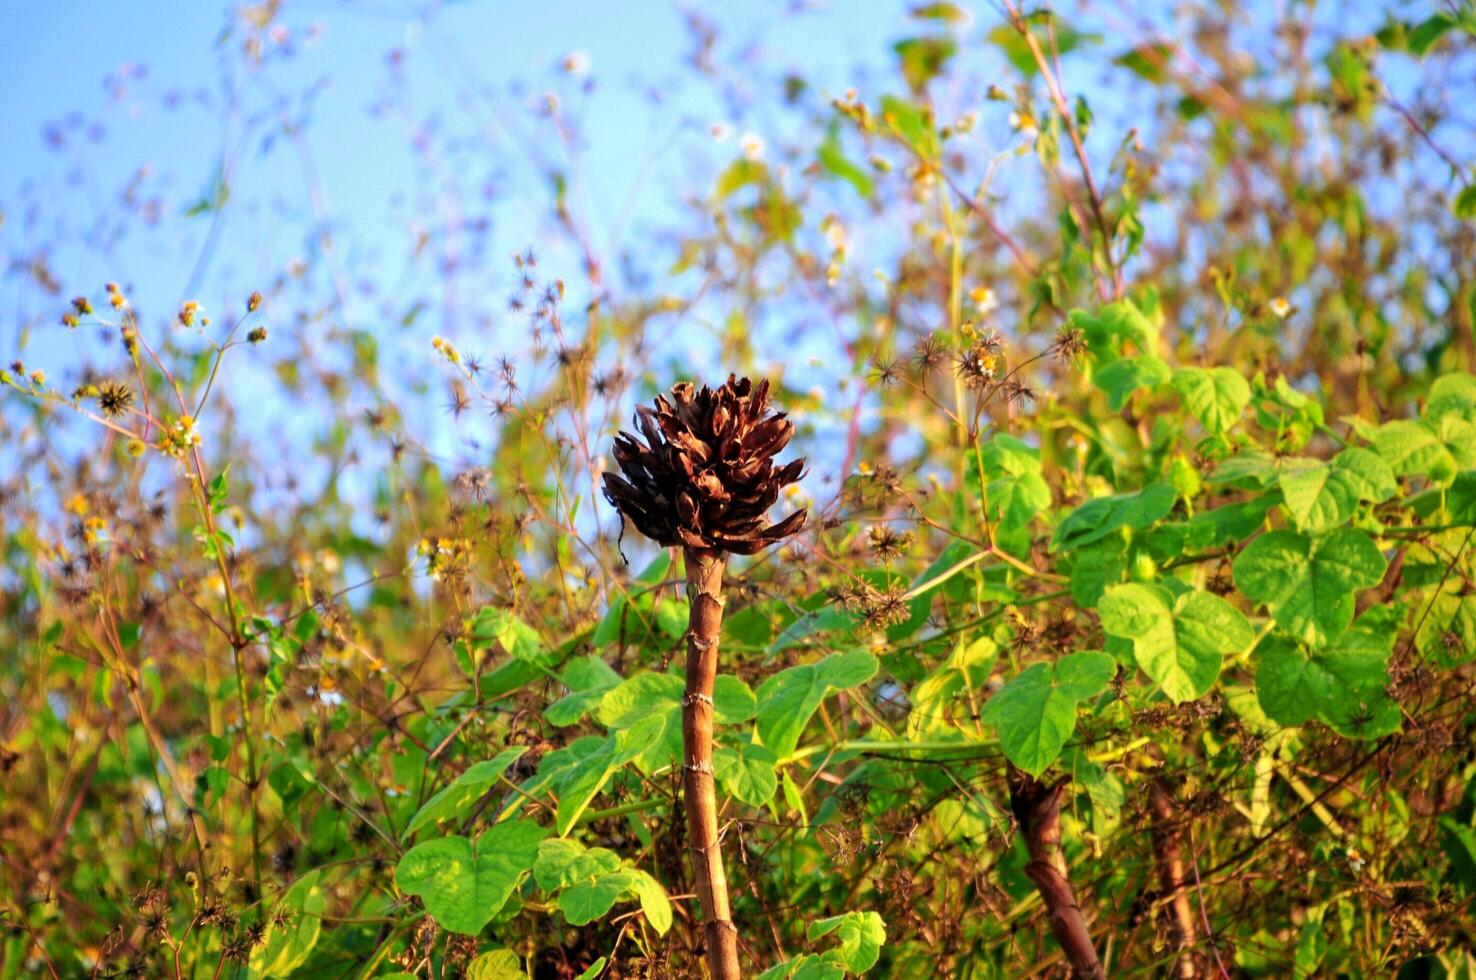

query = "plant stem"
[1007,766,1105,980]
[1150,779,1201,979]
[683,548,741,979]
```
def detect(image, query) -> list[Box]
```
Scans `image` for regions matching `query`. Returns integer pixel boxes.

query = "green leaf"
[980,439,1051,532]
[768,604,859,655]
[534,838,622,891]
[402,746,526,840]
[1115,41,1175,82]
[716,158,768,198]
[1232,529,1387,646]
[1415,586,1476,666]
[465,950,527,980]
[988,16,1099,76]
[980,651,1114,776]
[544,656,622,727]
[1369,416,1476,482]
[714,741,780,807]
[818,127,874,199]
[207,465,230,513]
[1171,366,1251,434]
[249,870,325,976]
[1051,483,1177,552]
[879,95,939,161]
[555,715,664,834]
[1429,372,1476,423]
[808,910,887,972]
[1070,299,1158,359]
[894,36,957,92]
[1409,12,1458,56]
[627,868,673,935]
[755,651,879,759]
[1254,617,1400,738]
[559,868,635,925]
[1094,354,1170,410]
[597,671,755,772]
[1455,184,1476,222]
[1278,447,1396,533]
[756,955,846,980]
[472,607,546,662]
[534,840,671,934]
[1098,584,1252,702]
[395,820,547,935]
[907,635,999,736]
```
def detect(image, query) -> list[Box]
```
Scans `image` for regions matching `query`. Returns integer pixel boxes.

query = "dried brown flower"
[97,381,134,418]
[602,374,807,555]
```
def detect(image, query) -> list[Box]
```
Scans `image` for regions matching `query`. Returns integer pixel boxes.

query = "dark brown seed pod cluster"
[602,374,807,555]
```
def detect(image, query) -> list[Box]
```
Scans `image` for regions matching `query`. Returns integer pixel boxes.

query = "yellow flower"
[83,516,108,544]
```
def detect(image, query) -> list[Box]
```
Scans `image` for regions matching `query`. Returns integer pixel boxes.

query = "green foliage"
[980,650,1114,775]
[395,821,547,935]
[6,3,1476,977]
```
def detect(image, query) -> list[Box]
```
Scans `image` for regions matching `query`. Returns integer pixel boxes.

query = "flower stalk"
[683,548,739,976]
[603,374,807,978]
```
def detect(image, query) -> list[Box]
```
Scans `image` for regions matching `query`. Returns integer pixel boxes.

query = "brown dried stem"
[1007,767,1106,980]
[1150,779,1201,979]
[683,548,741,978]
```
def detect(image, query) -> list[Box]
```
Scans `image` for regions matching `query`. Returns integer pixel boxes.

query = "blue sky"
[2,1,1466,516]
[1,1,908,319]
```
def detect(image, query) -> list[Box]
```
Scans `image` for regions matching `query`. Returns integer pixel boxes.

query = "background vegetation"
[3,1,1476,977]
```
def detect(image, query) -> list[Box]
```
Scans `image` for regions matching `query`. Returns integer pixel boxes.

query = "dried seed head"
[97,381,135,418]
[602,374,807,555]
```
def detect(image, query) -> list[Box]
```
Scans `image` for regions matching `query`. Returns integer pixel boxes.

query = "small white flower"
[1269,297,1292,318]
[740,133,765,161]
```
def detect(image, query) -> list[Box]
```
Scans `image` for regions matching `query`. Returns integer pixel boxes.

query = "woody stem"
[683,548,741,979]
[1008,766,1106,980]
[1150,779,1201,979]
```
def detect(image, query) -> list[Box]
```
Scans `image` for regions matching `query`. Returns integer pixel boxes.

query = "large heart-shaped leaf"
[1254,614,1401,738]
[714,740,780,807]
[395,819,546,935]
[533,839,672,934]
[1232,528,1386,646]
[980,650,1114,776]
[1098,584,1253,702]
[807,910,887,972]
[1278,447,1396,532]
[1171,366,1251,435]
[1095,354,1171,410]
[1369,415,1476,481]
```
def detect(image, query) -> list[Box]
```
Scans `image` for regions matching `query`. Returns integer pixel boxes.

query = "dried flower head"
[867,525,913,561]
[97,381,134,419]
[602,374,807,555]
[1053,326,1086,364]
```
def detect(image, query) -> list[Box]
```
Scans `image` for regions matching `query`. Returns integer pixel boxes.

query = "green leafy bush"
[4,2,1476,978]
